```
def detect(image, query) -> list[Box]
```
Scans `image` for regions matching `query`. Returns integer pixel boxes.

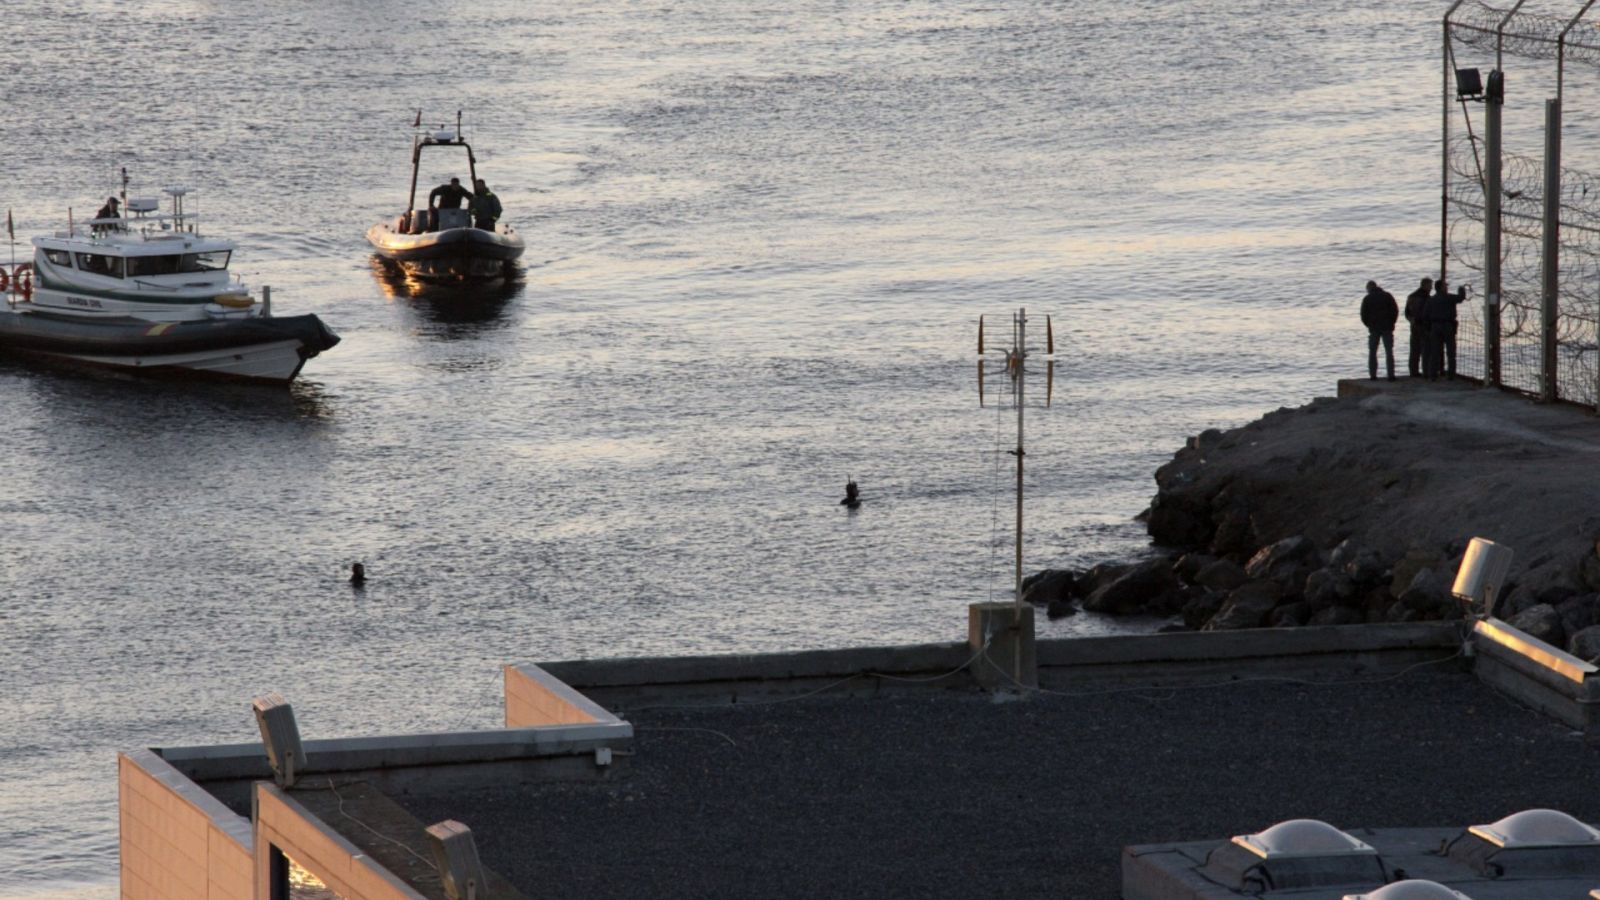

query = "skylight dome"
[1342,880,1474,900]
[1469,809,1600,849]
[1232,819,1376,860]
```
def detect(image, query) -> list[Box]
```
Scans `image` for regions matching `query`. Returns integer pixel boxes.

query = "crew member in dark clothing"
[1360,280,1399,381]
[92,197,120,235]
[427,177,473,230]
[470,179,501,230]
[1403,277,1432,378]
[1422,278,1469,380]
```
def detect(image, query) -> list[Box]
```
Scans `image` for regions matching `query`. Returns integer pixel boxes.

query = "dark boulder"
[1147,491,1214,548]
[1580,553,1600,593]
[1193,558,1249,592]
[1343,550,1388,589]
[1304,566,1357,612]
[1203,581,1284,631]
[1181,590,1226,630]
[1389,548,1442,597]
[1210,506,1255,558]
[1508,603,1565,646]
[1384,601,1422,623]
[1569,624,1600,662]
[1309,605,1364,626]
[1536,584,1580,609]
[1399,568,1451,615]
[1267,601,1310,628]
[1046,598,1077,620]
[1173,553,1217,583]
[1555,594,1600,638]
[1077,562,1132,599]
[1084,558,1184,615]
[1020,569,1076,607]
[1187,428,1224,453]
[1245,535,1317,586]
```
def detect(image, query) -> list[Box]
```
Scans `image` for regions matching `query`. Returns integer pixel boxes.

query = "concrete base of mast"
[967,602,1037,691]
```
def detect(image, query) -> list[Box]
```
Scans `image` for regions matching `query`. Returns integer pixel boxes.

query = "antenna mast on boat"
[976,307,1055,609]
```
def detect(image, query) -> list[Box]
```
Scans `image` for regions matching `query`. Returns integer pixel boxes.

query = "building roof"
[366,669,1600,898]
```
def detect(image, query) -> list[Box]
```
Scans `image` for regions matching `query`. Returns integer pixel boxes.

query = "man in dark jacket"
[470,178,502,230]
[1422,278,1469,380]
[1360,280,1399,381]
[1403,277,1432,377]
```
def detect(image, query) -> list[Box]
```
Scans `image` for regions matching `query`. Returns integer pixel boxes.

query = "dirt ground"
[1149,377,1600,601]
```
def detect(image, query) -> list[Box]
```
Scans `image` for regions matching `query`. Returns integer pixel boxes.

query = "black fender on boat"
[0,311,341,359]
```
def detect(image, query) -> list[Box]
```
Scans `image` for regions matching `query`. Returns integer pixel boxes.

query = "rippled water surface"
[0,0,1494,894]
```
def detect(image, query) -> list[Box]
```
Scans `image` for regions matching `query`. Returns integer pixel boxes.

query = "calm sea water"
[0,0,1548,894]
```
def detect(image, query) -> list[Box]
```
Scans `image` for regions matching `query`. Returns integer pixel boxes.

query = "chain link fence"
[1446,2,1600,406]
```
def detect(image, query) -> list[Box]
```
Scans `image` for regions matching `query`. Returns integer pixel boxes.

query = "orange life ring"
[14,263,31,300]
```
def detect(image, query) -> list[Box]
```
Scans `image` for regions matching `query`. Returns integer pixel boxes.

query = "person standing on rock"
[1360,280,1399,381]
[1404,277,1432,378]
[1422,277,1469,380]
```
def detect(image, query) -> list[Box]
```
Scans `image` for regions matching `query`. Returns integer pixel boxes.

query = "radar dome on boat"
[163,186,189,197]
[1468,808,1600,849]
[1231,819,1376,860]
[433,129,457,142]
[1341,880,1474,900]
[126,198,159,213]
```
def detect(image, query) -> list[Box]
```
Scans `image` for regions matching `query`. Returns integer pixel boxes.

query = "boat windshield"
[125,251,230,277]
[75,252,124,278]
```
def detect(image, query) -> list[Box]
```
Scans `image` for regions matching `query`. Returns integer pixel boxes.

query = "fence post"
[1485,72,1503,386]
[1541,97,1561,403]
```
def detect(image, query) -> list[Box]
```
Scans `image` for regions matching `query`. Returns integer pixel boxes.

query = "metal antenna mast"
[978,307,1055,609]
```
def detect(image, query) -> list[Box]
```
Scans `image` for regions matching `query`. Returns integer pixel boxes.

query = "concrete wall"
[253,783,423,900]
[539,641,977,708]
[1038,622,1462,686]
[537,625,1463,709]
[503,662,619,727]
[118,750,251,900]
[1472,617,1600,731]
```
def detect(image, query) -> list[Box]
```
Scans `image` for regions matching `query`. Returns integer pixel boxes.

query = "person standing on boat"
[1360,280,1398,381]
[92,197,120,234]
[1403,277,1432,378]
[471,179,501,230]
[427,177,473,230]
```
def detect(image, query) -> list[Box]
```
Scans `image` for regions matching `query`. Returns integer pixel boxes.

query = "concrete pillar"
[968,602,1037,691]
[1542,97,1562,403]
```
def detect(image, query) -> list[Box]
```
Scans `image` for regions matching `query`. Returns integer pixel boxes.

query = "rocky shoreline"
[1022,382,1600,658]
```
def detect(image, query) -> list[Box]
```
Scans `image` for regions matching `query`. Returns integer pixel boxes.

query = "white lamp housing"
[425,820,488,900]
[252,692,304,789]
[1452,537,1514,618]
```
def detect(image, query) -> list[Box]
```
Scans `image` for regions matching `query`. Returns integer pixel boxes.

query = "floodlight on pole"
[1455,67,1484,100]
[1451,537,1514,619]
[425,820,489,900]
[251,692,305,789]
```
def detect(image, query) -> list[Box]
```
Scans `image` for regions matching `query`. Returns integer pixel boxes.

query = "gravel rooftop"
[394,667,1600,898]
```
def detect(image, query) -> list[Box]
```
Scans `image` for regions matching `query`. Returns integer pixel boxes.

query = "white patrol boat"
[0,177,339,383]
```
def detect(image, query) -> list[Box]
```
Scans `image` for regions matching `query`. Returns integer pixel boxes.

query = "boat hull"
[366,222,525,280]
[0,310,340,383]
